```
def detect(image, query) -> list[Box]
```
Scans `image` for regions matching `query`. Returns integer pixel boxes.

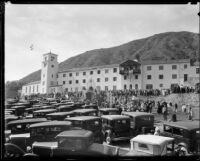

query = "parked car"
[72,109,98,117]
[98,108,120,116]
[11,106,26,116]
[33,109,57,118]
[121,112,155,135]
[9,121,72,151]
[46,111,75,121]
[57,105,74,112]
[31,129,120,157]
[122,135,175,156]
[101,115,131,144]
[65,116,104,143]
[162,121,200,155]
[5,115,19,124]
[7,118,48,135]
[82,104,98,110]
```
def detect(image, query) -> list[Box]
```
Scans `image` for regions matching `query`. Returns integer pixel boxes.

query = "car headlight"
[26,146,32,152]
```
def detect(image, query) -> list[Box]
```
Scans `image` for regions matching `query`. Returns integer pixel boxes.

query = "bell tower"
[41,52,58,94]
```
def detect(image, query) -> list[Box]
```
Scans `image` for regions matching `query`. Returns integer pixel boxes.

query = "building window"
[105,69,109,73]
[129,84,132,89]
[124,76,127,80]
[160,84,163,87]
[83,72,86,76]
[33,86,35,92]
[105,86,108,91]
[184,64,187,69]
[97,70,101,74]
[113,77,117,81]
[65,88,68,92]
[135,84,138,89]
[69,80,72,84]
[51,56,54,61]
[83,79,86,83]
[172,65,177,70]
[184,74,188,82]
[63,74,66,77]
[147,66,151,71]
[82,86,86,90]
[43,74,45,78]
[146,84,153,89]
[159,65,164,70]
[76,80,79,84]
[196,68,200,74]
[51,65,54,68]
[159,75,164,79]
[97,78,100,82]
[52,74,53,78]
[135,75,138,79]
[90,71,93,75]
[63,81,65,85]
[56,74,58,78]
[147,75,151,80]
[69,73,72,77]
[76,72,79,76]
[113,86,117,90]
[105,77,109,82]
[113,68,117,73]
[172,74,177,79]
[42,81,45,85]
[124,84,127,90]
[37,85,39,92]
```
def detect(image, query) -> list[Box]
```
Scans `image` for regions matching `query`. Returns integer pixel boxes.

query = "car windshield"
[86,120,100,131]
[114,119,129,131]
[58,138,83,150]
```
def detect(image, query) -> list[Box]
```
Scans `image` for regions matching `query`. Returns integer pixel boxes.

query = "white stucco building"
[21,52,200,96]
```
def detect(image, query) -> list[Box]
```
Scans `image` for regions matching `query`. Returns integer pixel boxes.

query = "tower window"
[113,68,117,73]
[83,79,86,83]
[51,65,54,68]
[76,80,79,84]
[97,70,101,74]
[90,71,93,75]
[83,72,86,75]
[63,74,66,77]
[105,69,109,73]
[52,74,53,78]
[69,73,72,77]
[63,81,65,85]
[97,78,100,82]
[105,78,109,82]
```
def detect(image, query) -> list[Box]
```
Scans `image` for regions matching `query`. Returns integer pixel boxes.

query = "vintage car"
[123,135,175,156]
[74,102,85,109]
[162,120,200,155]
[7,118,48,135]
[5,109,16,115]
[5,115,19,124]
[65,116,104,143]
[46,111,75,121]
[57,105,74,112]
[12,102,30,108]
[11,106,26,116]
[98,108,120,116]
[9,121,72,151]
[121,112,155,135]
[33,109,57,118]
[101,115,131,144]
[82,104,98,110]
[72,109,98,117]
[31,129,120,157]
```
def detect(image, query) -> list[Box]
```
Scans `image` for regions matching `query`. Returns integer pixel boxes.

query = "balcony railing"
[132,69,141,74]
[120,69,141,75]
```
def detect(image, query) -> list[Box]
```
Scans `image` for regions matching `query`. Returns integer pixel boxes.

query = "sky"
[5,3,199,82]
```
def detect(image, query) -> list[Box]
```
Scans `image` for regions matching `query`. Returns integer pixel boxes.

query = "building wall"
[21,82,41,96]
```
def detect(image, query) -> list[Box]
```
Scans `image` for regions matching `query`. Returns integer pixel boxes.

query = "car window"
[138,143,149,150]
[139,116,152,121]
[164,125,172,133]
[173,127,184,136]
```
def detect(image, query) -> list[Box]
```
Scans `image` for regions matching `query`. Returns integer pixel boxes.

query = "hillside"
[6,31,199,98]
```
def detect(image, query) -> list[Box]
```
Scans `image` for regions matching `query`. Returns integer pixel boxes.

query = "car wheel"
[106,136,111,145]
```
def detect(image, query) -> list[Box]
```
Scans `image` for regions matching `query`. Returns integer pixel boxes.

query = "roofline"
[43,52,58,56]
[24,81,41,86]
[141,59,190,65]
[58,64,119,73]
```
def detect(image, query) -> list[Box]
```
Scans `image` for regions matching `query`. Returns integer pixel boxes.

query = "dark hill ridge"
[19,31,198,85]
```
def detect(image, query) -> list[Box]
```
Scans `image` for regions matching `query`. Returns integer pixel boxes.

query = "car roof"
[56,130,93,138]
[11,106,26,109]
[72,109,97,113]
[10,133,30,138]
[7,118,47,125]
[163,121,200,130]
[131,135,174,145]
[32,142,58,148]
[122,112,154,117]
[99,108,119,112]
[30,121,71,128]
[46,111,74,116]
[65,116,100,121]
[57,105,74,109]
[5,115,18,119]
[101,115,130,120]
[33,109,57,113]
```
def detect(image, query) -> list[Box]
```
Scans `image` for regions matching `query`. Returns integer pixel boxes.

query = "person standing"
[163,105,168,121]
[175,103,178,113]
[188,107,193,121]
